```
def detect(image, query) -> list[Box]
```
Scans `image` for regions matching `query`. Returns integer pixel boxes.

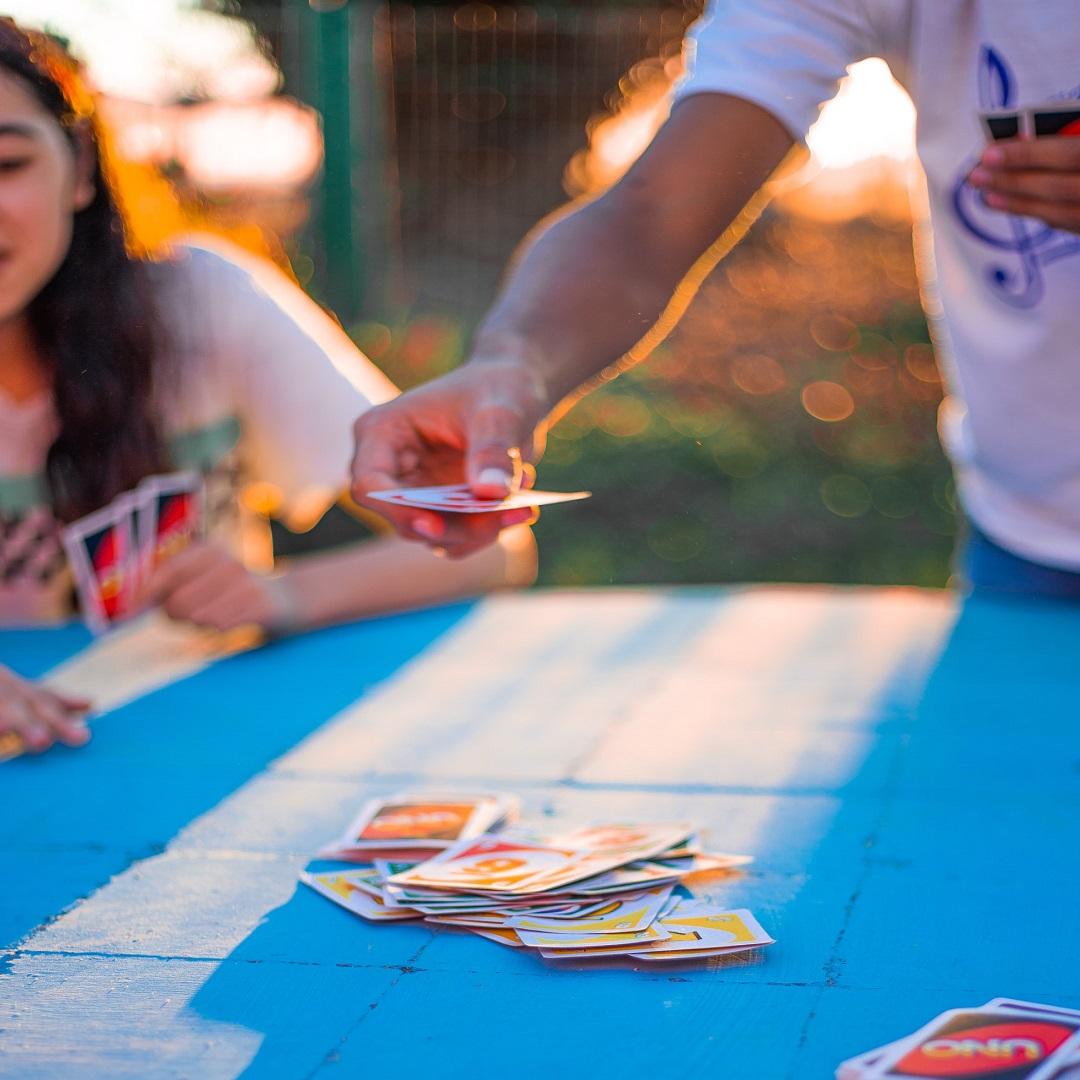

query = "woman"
[0,21,536,753]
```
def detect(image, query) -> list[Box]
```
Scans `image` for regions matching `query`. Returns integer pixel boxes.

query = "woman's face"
[0,71,94,325]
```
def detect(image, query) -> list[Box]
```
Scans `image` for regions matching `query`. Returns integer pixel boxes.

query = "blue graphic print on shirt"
[950,46,1080,308]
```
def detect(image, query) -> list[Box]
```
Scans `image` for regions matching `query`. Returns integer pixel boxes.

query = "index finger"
[350,408,420,502]
[983,136,1080,171]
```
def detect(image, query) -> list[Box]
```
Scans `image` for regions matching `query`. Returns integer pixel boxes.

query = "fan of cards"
[302,791,774,965]
[981,101,1080,141]
[61,472,203,635]
[838,998,1080,1080]
[368,483,590,515]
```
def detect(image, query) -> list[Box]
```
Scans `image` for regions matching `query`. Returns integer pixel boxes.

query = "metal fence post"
[308,0,361,320]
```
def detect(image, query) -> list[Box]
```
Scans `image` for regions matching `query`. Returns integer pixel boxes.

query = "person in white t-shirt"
[0,22,535,753]
[350,1,1080,595]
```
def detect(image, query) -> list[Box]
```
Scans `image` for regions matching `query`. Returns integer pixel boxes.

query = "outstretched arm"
[475,94,793,405]
[351,94,793,555]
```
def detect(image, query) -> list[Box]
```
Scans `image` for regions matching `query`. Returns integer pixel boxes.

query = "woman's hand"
[0,665,91,753]
[139,542,298,635]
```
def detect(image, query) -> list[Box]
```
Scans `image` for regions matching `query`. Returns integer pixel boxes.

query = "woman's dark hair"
[0,20,167,521]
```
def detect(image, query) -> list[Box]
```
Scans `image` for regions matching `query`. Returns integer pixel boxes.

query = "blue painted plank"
[0,850,127,948]
[280,970,821,1079]
[0,953,405,1079]
[0,603,473,950]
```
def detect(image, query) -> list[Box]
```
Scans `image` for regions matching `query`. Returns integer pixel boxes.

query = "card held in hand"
[61,497,138,635]
[369,483,590,514]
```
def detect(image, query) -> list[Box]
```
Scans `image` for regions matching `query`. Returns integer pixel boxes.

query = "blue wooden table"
[1,586,1078,1079]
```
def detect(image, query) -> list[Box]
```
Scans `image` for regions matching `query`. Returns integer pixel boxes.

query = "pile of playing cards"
[304,791,774,965]
[838,999,1080,1079]
[981,101,1080,141]
[368,483,590,515]
[61,472,203,635]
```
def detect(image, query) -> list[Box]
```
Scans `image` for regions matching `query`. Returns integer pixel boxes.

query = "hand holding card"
[61,497,139,635]
[62,472,204,636]
[973,100,1080,234]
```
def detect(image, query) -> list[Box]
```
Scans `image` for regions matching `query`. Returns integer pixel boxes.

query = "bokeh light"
[801,381,856,423]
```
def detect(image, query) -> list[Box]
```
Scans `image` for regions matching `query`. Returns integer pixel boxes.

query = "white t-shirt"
[677,1,1080,570]
[0,241,395,623]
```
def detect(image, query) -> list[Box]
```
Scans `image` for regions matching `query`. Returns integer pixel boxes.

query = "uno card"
[980,110,1024,142]
[387,834,588,893]
[864,1007,1080,1079]
[300,871,423,921]
[836,1003,1080,1080]
[508,885,673,936]
[368,483,590,515]
[372,859,419,879]
[628,903,773,959]
[651,851,755,873]
[987,1001,1080,1021]
[467,926,525,948]
[323,793,512,859]
[1030,103,1080,138]
[136,472,204,575]
[568,863,681,895]
[421,912,514,928]
[836,1039,910,1079]
[397,895,511,914]
[62,497,138,634]
[0,729,25,763]
[541,822,694,859]
[632,946,765,963]
[511,823,695,895]
[329,867,385,900]
[533,923,671,958]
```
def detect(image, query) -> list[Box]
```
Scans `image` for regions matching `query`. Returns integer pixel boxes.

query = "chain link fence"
[241,0,694,316]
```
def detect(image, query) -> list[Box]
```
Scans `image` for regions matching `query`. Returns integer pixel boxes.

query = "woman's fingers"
[0,667,92,753]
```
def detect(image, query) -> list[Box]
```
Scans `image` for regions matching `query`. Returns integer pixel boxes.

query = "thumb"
[465,402,530,497]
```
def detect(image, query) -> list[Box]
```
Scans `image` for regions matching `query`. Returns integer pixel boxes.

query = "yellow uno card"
[518,923,669,952]
[508,885,673,936]
[633,904,774,957]
[301,871,423,921]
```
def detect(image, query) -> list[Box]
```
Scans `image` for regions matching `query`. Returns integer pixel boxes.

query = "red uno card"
[352,794,499,847]
[136,472,204,575]
[388,835,585,893]
[867,1007,1080,1079]
[1030,102,1080,138]
[61,498,138,635]
[321,792,518,860]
